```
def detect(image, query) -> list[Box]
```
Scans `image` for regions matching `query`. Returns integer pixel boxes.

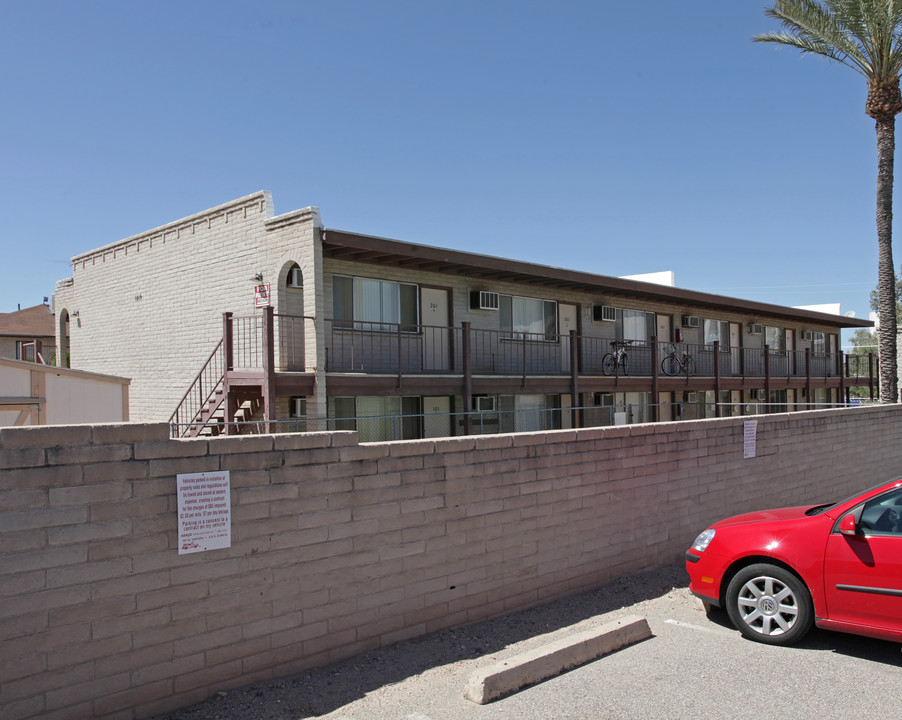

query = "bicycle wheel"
[661,354,678,376]
[684,355,696,376]
[602,353,616,376]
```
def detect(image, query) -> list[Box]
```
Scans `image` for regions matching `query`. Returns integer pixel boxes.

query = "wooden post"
[569,330,579,429]
[263,306,276,433]
[713,340,721,418]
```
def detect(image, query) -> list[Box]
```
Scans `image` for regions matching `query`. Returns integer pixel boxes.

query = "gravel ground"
[148,563,689,720]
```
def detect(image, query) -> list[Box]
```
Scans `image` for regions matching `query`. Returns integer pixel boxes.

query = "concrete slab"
[463,614,652,704]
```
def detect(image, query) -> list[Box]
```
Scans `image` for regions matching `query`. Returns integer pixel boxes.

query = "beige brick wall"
[3,405,902,720]
[53,194,321,422]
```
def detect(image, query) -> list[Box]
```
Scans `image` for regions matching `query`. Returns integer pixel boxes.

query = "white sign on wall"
[177,471,231,554]
[743,420,758,459]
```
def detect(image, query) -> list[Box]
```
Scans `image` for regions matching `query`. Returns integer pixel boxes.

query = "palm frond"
[756,0,902,81]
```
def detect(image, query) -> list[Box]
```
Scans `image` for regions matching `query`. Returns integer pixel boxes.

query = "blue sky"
[0,1,885,342]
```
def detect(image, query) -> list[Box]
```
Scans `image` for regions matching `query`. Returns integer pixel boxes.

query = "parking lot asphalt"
[153,563,902,720]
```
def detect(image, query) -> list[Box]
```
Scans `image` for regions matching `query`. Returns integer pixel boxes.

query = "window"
[812,332,826,356]
[333,276,418,331]
[859,487,902,535]
[328,396,422,441]
[765,326,786,353]
[769,389,788,413]
[499,295,557,340]
[497,394,561,432]
[16,341,36,362]
[617,309,656,343]
[287,264,303,288]
[703,319,730,349]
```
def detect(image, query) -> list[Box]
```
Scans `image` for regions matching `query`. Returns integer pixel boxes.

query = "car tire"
[725,563,813,645]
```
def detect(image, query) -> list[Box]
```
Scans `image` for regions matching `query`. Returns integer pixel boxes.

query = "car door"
[822,487,902,631]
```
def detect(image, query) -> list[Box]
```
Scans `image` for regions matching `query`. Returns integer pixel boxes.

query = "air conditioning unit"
[593,305,617,322]
[681,315,700,328]
[747,323,763,335]
[594,392,614,406]
[475,395,496,412]
[287,266,303,288]
[801,330,813,341]
[470,290,500,311]
[290,397,305,417]
[684,392,698,403]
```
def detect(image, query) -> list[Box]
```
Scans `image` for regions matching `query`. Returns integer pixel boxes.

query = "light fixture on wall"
[252,272,263,282]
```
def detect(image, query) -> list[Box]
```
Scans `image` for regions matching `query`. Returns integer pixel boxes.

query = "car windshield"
[803,479,902,517]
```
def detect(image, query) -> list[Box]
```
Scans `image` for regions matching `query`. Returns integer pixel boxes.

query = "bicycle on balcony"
[602,340,633,376]
[661,345,696,376]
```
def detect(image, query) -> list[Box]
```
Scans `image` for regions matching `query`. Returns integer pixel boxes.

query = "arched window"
[286,264,302,289]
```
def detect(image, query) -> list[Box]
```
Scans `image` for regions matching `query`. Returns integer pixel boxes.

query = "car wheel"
[725,563,813,645]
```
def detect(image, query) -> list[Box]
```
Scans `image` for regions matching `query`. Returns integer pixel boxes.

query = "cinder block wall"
[3,406,902,720]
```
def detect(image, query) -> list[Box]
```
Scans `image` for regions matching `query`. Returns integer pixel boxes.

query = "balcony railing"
[323,319,867,384]
[219,312,875,389]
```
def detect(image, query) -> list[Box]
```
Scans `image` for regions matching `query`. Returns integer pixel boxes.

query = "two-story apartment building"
[53,192,874,438]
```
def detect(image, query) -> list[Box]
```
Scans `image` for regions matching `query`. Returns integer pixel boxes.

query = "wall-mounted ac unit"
[684,392,698,403]
[287,266,303,288]
[594,392,614,406]
[593,305,617,322]
[747,323,763,335]
[800,330,813,341]
[475,395,496,412]
[470,290,500,311]
[681,315,700,328]
[290,397,305,417]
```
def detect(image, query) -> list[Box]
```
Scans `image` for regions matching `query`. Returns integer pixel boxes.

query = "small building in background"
[0,302,58,364]
[0,356,129,426]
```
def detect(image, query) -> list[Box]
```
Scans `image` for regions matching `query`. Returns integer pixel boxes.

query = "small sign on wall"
[254,283,271,307]
[743,420,758,459]
[177,471,231,554]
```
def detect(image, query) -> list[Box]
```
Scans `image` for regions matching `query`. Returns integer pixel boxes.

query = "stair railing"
[169,339,225,437]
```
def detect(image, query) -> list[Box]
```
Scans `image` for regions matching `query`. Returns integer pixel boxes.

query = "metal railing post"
[570,330,580,428]
[651,336,659,422]
[713,340,721,418]
[805,348,812,408]
[463,322,472,436]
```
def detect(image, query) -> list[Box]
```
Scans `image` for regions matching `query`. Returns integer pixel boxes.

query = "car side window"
[859,487,902,535]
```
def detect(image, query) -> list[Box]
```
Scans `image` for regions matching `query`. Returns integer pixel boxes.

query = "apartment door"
[656,314,671,343]
[559,303,577,372]
[730,322,741,375]
[421,288,450,371]
[423,396,451,438]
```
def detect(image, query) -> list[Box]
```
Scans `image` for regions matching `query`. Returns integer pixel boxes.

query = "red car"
[685,478,902,645]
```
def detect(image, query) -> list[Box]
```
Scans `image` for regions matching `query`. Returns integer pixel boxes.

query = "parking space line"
[664,619,734,636]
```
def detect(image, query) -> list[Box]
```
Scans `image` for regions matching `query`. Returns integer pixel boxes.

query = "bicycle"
[661,345,696,376]
[602,340,633,376]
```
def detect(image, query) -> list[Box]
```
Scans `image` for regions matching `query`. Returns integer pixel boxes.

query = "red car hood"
[711,505,813,528]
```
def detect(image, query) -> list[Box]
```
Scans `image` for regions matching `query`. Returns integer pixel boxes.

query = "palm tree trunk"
[875,115,899,402]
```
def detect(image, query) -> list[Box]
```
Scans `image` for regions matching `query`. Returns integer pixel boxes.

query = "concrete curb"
[463,614,652,704]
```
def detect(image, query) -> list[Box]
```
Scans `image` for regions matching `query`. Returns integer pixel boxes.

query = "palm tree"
[755,0,902,403]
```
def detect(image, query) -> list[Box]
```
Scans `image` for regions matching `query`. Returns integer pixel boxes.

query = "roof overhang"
[321,229,873,330]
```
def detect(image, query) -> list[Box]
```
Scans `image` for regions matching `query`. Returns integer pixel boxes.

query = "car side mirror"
[839,513,858,536]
